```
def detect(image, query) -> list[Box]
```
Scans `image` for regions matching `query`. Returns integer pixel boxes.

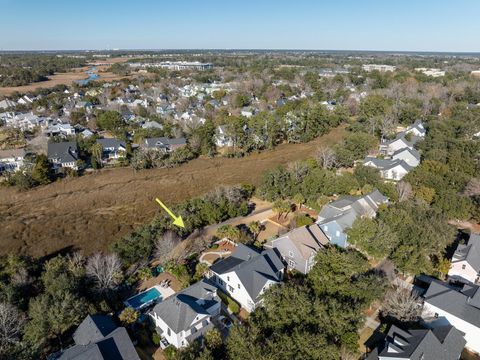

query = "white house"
[96,138,126,163]
[363,157,413,181]
[391,147,421,167]
[448,234,480,284]
[379,136,414,156]
[422,280,480,354]
[215,125,233,147]
[47,141,79,170]
[149,280,221,349]
[0,149,27,173]
[207,244,284,312]
[405,120,426,138]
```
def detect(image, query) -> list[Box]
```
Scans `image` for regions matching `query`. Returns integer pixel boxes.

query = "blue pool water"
[126,288,162,309]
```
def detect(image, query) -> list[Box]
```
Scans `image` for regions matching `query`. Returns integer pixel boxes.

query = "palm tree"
[293,193,305,211]
[247,221,262,241]
[91,143,103,168]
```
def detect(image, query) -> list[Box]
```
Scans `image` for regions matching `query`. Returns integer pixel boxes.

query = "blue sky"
[1,0,479,52]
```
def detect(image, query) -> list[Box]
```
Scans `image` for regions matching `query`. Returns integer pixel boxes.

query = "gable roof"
[47,141,78,163]
[452,233,480,271]
[364,157,414,172]
[266,224,328,260]
[96,138,126,150]
[392,147,421,161]
[59,316,139,360]
[318,190,388,226]
[73,315,118,346]
[423,280,480,327]
[210,245,284,301]
[150,279,219,334]
[143,137,186,149]
[367,324,465,360]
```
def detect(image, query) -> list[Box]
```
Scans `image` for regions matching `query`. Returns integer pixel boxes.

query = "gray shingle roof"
[143,137,186,150]
[73,315,117,346]
[149,279,219,334]
[96,138,126,150]
[424,280,480,327]
[47,141,78,164]
[452,234,480,271]
[367,324,465,360]
[318,190,388,228]
[59,315,139,360]
[210,245,284,301]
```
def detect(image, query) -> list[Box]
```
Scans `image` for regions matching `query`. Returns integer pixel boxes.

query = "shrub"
[218,290,240,314]
[152,332,160,346]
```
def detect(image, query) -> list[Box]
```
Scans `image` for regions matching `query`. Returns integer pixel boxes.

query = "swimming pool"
[125,287,162,309]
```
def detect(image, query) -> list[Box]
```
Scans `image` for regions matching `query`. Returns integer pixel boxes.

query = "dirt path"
[0,126,346,257]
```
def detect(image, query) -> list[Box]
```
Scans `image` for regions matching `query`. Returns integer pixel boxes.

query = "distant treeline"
[0,55,85,87]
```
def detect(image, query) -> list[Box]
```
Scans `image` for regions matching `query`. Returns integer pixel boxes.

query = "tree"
[293,193,305,210]
[247,221,261,241]
[381,285,422,323]
[315,146,337,169]
[31,154,52,185]
[0,303,25,353]
[216,225,241,242]
[273,200,291,220]
[154,231,181,264]
[90,142,103,168]
[85,253,123,293]
[204,328,223,351]
[119,307,138,326]
[96,111,124,131]
[24,291,86,348]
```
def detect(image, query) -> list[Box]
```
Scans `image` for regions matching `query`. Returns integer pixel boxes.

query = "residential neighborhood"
[1,9,480,360]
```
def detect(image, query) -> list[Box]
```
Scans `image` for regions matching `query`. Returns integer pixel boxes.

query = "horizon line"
[1,48,480,55]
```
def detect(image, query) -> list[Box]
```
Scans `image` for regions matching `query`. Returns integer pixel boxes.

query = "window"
[288,251,294,257]
[228,285,234,292]
[191,327,197,334]
[462,264,466,270]
[167,328,171,336]
[288,259,295,267]
[227,276,230,282]
[238,284,240,289]
[434,313,439,318]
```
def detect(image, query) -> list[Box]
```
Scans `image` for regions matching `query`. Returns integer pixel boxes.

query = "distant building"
[415,67,445,77]
[362,64,396,72]
[471,70,480,79]
[317,190,388,248]
[215,125,233,147]
[129,61,213,71]
[366,324,465,360]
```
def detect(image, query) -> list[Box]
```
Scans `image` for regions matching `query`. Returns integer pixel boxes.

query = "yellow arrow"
[155,198,185,228]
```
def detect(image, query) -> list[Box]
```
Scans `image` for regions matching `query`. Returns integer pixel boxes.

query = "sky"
[1,0,479,52]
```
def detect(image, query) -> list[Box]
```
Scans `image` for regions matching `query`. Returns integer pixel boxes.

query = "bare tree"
[86,253,122,292]
[315,146,337,170]
[381,284,422,322]
[396,181,413,202]
[379,114,397,139]
[464,177,480,197]
[0,303,25,353]
[154,231,181,264]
